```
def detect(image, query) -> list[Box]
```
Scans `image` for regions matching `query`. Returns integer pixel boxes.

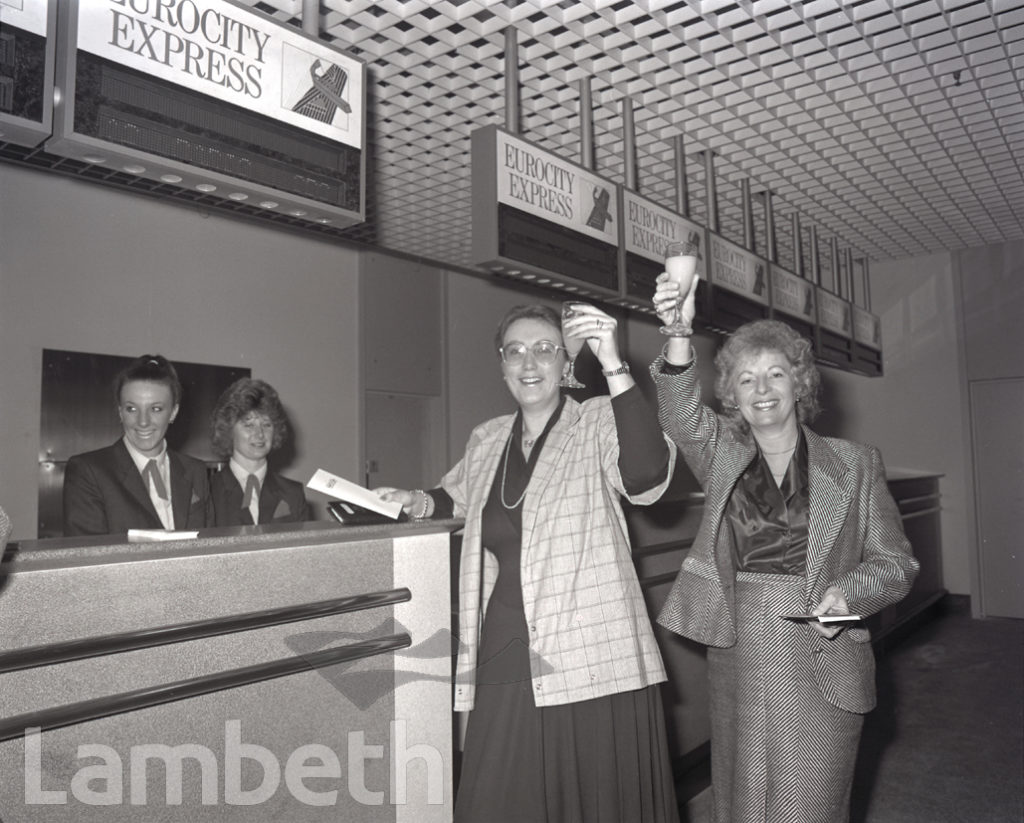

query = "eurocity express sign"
[472,126,620,294]
[770,265,816,323]
[491,129,617,244]
[707,233,769,306]
[73,0,363,149]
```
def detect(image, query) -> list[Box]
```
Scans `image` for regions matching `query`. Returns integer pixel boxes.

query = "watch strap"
[601,361,630,377]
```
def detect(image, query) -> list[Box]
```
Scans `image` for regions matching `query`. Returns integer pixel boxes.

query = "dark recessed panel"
[498,204,619,293]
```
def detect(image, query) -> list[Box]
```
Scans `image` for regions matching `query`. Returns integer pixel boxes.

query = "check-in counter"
[0,521,459,822]
[625,466,945,787]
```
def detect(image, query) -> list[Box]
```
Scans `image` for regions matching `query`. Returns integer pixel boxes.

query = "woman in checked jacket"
[379,302,680,823]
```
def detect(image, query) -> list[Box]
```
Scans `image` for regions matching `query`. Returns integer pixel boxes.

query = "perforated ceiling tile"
[225,0,1022,279]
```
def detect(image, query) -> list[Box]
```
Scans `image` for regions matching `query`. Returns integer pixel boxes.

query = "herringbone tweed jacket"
[651,354,919,713]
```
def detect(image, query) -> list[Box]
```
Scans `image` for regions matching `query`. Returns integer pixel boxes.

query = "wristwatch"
[601,361,630,377]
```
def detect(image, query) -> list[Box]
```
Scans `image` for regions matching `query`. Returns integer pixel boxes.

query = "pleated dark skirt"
[454,595,679,823]
[707,571,863,823]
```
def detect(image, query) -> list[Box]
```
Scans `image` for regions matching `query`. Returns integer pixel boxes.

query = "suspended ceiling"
[5,0,1021,287]
[225,0,1024,283]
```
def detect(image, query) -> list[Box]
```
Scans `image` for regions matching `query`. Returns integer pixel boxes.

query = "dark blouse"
[658,355,810,575]
[726,431,810,575]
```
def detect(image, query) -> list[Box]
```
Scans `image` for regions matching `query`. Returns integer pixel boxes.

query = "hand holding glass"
[659,240,700,336]
[560,301,587,388]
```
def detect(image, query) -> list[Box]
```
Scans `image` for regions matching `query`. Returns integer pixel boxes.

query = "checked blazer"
[63,439,212,537]
[445,394,677,711]
[650,354,919,713]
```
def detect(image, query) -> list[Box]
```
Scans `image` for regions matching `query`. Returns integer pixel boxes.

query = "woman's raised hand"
[560,303,622,371]
[653,270,699,329]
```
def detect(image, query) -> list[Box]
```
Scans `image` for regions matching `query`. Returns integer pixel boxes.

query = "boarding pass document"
[307,469,404,520]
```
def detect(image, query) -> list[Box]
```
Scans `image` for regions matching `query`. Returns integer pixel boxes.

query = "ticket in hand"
[780,613,863,623]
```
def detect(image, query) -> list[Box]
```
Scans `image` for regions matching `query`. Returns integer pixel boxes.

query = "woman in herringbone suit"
[650,273,919,823]
[378,303,680,822]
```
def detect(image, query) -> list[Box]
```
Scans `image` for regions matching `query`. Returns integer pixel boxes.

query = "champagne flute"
[560,301,587,388]
[660,237,700,336]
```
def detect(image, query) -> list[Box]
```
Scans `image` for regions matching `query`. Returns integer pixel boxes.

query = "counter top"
[885,468,945,481]
[3,519,465,571]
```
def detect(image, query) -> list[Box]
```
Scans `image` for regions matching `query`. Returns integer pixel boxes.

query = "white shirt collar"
[122,436,168,472]
[229,458,268,488]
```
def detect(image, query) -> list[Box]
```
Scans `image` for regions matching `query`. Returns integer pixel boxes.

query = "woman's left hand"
[810,585,851,638]
[562,304,621,371]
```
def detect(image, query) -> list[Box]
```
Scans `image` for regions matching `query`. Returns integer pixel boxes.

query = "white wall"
[0,165,363,539]
[815,253,971,595]
[955,240,1024,614]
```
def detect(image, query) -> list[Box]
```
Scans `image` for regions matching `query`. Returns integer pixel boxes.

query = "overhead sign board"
[852,305,882,350]
[73,0,362,149]
[707,233,769,306]
[816,288,852,337]
[770,264,816,323]
[472,125,620,296]
[44,0,366,227]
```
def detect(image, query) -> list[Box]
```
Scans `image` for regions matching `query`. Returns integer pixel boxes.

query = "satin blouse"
[726,431,810,575]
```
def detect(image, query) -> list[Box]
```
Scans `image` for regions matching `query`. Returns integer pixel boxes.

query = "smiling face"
[500,317,566,414]
[729,349,800,437]
[231,412,275,466]
[118,380,178,458]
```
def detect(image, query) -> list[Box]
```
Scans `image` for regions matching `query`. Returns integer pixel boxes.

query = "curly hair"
[713,319,821,435]
[114,354,182,407]
[210,378,290,459]
[493,304,564,356]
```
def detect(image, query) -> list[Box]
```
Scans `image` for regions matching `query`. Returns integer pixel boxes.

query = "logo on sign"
[291,58,351,124]
[586,186,613,230]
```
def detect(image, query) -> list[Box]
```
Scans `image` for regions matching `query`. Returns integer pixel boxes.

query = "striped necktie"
[143,459,168,500]
[243,474,260,510]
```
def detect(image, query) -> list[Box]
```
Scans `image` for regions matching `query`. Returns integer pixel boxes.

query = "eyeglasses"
[499,340,565,366]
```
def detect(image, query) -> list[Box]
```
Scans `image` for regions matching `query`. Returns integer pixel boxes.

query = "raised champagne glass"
[660,238,700,336]
[560,301,587,388]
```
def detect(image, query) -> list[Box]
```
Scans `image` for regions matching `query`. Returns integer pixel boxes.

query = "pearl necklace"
[500,433,528,509]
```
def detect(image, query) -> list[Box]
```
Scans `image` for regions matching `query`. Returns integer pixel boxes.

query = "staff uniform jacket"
[650,354,919,713]
[63,439,212,537]
[209,467,310,526]
[446,394,677,711]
